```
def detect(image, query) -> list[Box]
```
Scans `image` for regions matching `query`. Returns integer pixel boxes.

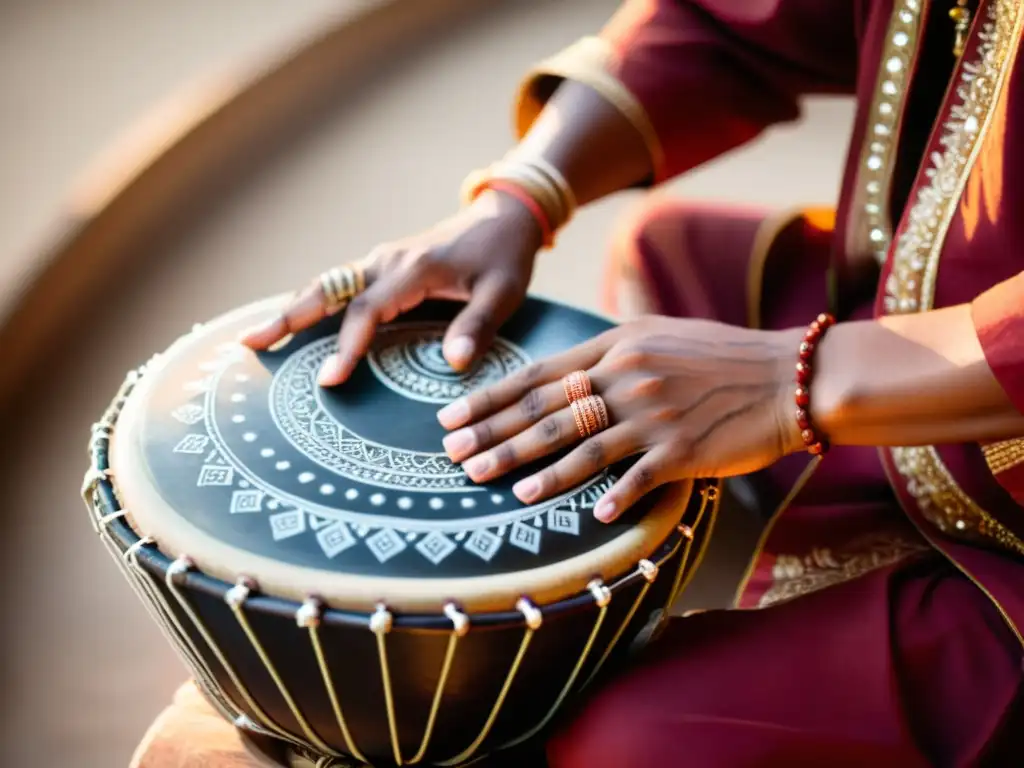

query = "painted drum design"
[83,296,716,766]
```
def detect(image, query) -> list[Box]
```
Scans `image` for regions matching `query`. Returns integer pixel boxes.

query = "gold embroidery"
[884,0,1024,557]
[892,446,1024,555]
[982,438,1024,474]
[758,532,929,608]
[851,1,927,266]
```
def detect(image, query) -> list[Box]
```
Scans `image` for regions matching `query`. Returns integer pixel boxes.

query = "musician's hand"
[240,191,543,386]
[436,316,807,522]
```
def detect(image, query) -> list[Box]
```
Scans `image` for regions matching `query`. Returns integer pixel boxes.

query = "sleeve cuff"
[512,36,666,184]
[972,272,1024,417]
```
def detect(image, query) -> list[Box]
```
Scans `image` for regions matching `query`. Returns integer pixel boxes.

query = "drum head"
[111,296,689,613]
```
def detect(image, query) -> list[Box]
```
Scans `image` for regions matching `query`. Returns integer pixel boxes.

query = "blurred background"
[0,1,854,765]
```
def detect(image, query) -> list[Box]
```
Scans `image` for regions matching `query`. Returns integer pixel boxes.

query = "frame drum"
[82,296,718,767]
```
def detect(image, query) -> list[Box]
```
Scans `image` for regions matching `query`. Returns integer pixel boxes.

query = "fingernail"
[513,477,540,503]
[442,429,475,460]
[445,336,475,368]
[318,354,345,386]
[463,455,492,481]
[437,398,470,428]
[594,497,617,522]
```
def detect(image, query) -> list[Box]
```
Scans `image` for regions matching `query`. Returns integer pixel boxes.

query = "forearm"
[811,304,1024,448]
[506,80,653,207]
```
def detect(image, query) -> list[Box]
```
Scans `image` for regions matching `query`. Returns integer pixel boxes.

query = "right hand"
[240,190,544,386]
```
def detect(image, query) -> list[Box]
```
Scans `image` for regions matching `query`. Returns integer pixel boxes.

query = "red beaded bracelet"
[794,312,835,456]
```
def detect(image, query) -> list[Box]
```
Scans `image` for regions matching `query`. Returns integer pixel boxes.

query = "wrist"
[471,189,546,252]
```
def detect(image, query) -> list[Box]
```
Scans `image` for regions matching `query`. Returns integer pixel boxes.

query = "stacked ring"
[570,395,610,439]
[319,263,366,314]
[562,370,593,404]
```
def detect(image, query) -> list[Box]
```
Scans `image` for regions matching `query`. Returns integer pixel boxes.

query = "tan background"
[0,1,853,765]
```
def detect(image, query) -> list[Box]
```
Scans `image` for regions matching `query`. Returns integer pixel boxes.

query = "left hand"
[436,316,806,522]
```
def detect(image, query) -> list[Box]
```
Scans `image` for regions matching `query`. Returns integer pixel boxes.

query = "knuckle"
[470,420,494,448]
[538,416,561,443]
[609,344,649,372]
[519,363,546,387]
[493,442,517,470]
[583,439,606,469]
[537,466,559,493]
[456,313,487,338]
[414,247,444,269]
[519,389,544,421]
[649,405,683,424]
[630,375,665,399]
[631,466,657,493]
[346,293,374,316]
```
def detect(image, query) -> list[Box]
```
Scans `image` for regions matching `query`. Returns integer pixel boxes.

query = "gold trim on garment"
[883,0,1024,559]
[848,1,928,266]
[513,36,665,181]
[757,530,930,608]
[982,438,1024,475]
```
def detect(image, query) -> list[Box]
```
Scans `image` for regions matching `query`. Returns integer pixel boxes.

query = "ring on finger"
[570,395,610,439]
[562,370,593,404]
[319,262,366,314]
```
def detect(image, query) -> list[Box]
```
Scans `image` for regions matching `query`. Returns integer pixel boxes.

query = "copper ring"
[319,262,366,313]
[570,395,610,439]
[562,370,593,404]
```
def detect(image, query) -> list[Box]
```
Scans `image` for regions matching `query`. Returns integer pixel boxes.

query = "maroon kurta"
[515,0,1024,765]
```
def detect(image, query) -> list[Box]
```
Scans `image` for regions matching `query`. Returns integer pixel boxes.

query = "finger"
[442,379,571,463]
[443,273,524,371]
[593,445,676,523]
[461,406,582,484]
[239,282,327,350]
[511,423,643,505]
[318,265,426,387]
[437,335,614,430]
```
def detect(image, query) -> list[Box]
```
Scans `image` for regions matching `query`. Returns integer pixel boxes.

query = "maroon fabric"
[548,554,1022,768]
[598,0,862,182]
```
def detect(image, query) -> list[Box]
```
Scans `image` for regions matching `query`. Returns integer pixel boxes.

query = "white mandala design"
[367,323,530,404]
[165,334,620,567]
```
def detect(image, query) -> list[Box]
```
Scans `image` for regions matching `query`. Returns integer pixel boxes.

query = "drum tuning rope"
[666,479,720,609]
[227,578,342,756]
[163,556,306,747]
[404,603,471,765]
[437,598,543,766]
[298,597,369,764]
[500,580,614,752]
[369,603,404,766]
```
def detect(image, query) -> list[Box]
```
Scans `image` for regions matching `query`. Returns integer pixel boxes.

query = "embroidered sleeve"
[514,0,861,184]
[973,270,1024,504]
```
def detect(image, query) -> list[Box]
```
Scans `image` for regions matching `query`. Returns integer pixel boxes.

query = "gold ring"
[319,263,366,314]
[570,395,610,439]
[562,370,593,404]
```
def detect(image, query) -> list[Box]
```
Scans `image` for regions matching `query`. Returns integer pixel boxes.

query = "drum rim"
[107,294,695,615]
[87,402,714,632]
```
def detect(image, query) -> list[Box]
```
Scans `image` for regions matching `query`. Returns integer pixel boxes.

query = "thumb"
[443,273,525,370]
